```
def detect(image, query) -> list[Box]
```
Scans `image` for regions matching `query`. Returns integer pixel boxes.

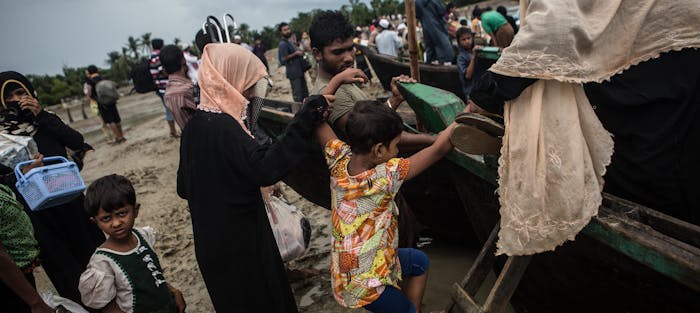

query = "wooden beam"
[404,0,420,82]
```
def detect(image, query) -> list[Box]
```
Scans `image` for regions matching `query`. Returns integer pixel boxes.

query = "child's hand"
[169,285,186,313]
[389,74,415,100]
[472,45,484,53]
[21,154,44,174]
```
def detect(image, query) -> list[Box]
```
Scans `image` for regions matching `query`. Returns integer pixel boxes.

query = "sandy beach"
[34,50,489,313]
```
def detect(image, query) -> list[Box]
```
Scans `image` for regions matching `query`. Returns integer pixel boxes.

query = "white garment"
[375,30,402,57]
[183,51,200,83]
[79,227,158,312]
[490,0,700,256]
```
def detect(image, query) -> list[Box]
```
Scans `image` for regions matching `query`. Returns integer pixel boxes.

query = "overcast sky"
[0,0,351,75]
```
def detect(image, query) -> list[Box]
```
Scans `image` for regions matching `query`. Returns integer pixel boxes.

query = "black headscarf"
[0,71,39,136]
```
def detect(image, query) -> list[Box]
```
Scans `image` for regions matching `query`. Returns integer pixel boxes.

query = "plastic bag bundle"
[40,291,89,313]
[0,133,37,169]
[264,195,311,262]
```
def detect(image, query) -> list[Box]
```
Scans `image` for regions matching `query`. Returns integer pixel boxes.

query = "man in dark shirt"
[278,22,308,109]
[252,36,269,71]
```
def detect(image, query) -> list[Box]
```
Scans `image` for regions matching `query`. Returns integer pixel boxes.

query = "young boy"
[455,27,481,100]
[80,174,185,313]
[315,90,456,313]
[160,44,197,129]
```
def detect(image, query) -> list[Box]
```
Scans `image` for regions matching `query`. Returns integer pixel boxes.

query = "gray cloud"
[0,0,350,75]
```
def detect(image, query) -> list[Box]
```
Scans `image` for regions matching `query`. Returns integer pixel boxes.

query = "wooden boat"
[397,82,700,313]
[359,45,499,101]
[259,85,700,312]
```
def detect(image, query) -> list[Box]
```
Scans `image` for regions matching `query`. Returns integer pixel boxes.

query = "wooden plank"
[602,193,700,247]
[482,256,532,313]
[404,0,420,82]
[583,210,700,291]
[451,283,483,313]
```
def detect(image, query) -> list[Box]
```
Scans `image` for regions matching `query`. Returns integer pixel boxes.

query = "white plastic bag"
[264,195,311,262]
[0,133,38,169]
[40,291,89,313]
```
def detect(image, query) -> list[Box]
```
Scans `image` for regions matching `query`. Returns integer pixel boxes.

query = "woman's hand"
[465,99,487,114]
[18,95,42,116]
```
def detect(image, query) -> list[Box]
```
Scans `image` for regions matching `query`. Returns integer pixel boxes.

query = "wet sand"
[34,49,492,312]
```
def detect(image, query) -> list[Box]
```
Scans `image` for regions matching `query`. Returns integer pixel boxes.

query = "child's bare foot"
[286,267,320,282]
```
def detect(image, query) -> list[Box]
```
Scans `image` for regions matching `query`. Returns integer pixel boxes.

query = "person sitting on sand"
[316,78,458,312]
[79,174,186,313]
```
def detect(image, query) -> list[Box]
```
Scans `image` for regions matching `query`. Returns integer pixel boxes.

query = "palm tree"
[174,37,181,47]
[126,36,140,59]
[140,33,152,56]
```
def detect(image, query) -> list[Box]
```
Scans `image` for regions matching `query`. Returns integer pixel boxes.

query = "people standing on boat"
[0,70,105,308]
[354,28,374,83]
[496,5,518,34]
[467,0,700,256]
[149,38,180,138]
[478,7,515,48]
[176,43,332,312]
[375,19,402,57]
[310,10,436,248]
[160,45,197,129]
[415,0,454,64]
[455,27,480,100]
[80,174,186,313]
[314,96,458,312]
[279,22,309,108]
[0,182,56,313]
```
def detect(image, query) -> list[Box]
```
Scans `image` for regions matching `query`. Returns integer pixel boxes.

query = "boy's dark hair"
[472,6,482,19]
[456,27,473,43]
[87,65,98,74]
[160,44,184,74]
[446,2,456,11]
[84,174,137,217]
[151,38,164,50]
[277,22,288,33]
[346,100,403,154]
[309,10,355,51]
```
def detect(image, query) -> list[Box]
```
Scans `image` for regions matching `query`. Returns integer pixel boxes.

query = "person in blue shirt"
[455,27,481,100]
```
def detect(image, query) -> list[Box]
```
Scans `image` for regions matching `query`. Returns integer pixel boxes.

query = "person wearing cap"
[375,19,402,57]
[396,23,408,54]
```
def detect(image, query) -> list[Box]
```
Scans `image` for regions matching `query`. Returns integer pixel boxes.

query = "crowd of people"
[2,0,698,312]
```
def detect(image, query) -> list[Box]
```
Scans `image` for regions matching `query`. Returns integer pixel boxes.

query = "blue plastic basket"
[14,156,86,211]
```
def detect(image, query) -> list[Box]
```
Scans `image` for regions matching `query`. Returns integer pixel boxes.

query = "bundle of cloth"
[482,0,700,255]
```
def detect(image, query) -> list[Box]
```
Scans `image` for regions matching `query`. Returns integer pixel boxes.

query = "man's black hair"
[446,2,456,11]
[160,45,184,74]
[84,174,137,217]
[277,22,288,33]
[497,6,508,17]
[309,10,355,51]
[87,65,98,74]
[472,6,482,19]
[346,100,403,154]
[152,38,164,50]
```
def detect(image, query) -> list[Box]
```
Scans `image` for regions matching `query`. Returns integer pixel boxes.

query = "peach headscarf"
[197,43,267,135]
